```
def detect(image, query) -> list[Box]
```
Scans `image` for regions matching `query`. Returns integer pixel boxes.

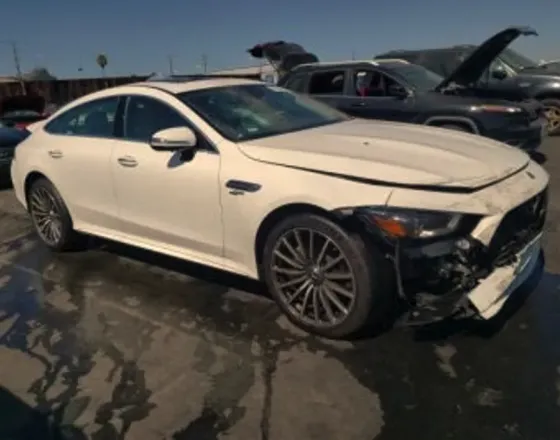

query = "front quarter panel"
[219,146,393,277]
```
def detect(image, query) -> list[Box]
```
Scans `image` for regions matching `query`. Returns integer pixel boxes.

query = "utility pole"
[167,55,175,75]
[351,50,356,60]
[11,42,25,94]
[201,54,208,73]
[0,40,25,94]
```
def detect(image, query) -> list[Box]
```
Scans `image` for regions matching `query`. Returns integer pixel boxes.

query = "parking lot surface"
[1,140,560,440]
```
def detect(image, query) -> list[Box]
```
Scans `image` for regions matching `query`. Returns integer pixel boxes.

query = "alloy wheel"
[544,105,560,134]
[270,228,357,327]
[29,187,63,246]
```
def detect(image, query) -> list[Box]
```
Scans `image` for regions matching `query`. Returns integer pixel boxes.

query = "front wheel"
[261,214,395,338]
[27,178,82,251]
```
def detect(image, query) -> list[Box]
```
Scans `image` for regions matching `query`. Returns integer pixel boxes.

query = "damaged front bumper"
[364,188,548,325]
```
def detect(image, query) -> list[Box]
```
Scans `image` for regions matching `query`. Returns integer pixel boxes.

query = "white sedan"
[11,77,548,338]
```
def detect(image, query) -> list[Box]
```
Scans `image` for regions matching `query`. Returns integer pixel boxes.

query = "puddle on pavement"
[0,231,560,439]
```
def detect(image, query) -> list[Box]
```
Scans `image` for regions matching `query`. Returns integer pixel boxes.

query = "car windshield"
[384,63,444,91]
[178,84,349,142]
[499,48,539,71]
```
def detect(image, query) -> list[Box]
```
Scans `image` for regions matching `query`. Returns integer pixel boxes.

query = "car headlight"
[468,105,523,114]
[356,207,465,239]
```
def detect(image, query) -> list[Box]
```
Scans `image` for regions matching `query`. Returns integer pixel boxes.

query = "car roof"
[45,76,266,118]
[376,45,476,58]
[292,59,410,72]
[74,76,264,101]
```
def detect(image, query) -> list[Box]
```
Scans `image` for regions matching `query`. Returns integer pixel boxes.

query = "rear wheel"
[261,213,395,338]
[27,178,82,251]
[540,98,560,135]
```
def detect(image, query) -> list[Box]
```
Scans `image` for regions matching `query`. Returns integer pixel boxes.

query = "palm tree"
[96,53,108,76]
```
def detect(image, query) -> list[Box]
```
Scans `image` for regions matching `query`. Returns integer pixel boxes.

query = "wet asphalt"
[0,139,559,440]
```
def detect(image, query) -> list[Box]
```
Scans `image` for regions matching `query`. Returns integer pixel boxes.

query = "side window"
[124,96,188,143]
[308,70,345,95]
[353,70,404,97]
[45,96,119,138]
[283,74,308,93]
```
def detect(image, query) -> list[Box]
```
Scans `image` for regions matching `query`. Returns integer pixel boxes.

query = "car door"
[341,68,412,121]
[305,68,357,112]
[40,96,121,231]
[111,94,223,262]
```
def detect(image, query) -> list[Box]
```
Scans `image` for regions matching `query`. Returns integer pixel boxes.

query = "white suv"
[11,77,548,338]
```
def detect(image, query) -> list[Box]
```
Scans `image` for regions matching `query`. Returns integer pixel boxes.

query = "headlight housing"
[468,104,523,114]
[355,207,471,239]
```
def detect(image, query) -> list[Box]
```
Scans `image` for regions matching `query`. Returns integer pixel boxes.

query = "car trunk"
[0,95,47,129]
[248,41,319,80]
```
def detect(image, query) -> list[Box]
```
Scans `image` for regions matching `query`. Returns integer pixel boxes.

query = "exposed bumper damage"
[356,188,548,325]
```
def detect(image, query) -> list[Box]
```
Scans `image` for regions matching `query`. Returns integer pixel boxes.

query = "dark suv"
[248,33,547,152]
[375,26,560,135]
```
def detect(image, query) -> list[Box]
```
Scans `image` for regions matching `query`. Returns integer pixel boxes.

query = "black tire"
[261,213,396,339]
[437,123,471,133]
[539,98,560,136]
[27,178,82,251]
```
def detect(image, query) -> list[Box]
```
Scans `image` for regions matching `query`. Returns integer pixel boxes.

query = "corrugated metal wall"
[0,75,150,104]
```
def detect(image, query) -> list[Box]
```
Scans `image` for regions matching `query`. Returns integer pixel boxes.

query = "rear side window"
[45,96,119,138]
[308,70,346,95]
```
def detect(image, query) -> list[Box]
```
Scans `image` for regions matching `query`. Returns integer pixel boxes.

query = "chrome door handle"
[48,149,63,159]
[117,156,138,167]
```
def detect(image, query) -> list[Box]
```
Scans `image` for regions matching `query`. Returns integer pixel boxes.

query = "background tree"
[96,53,108,76]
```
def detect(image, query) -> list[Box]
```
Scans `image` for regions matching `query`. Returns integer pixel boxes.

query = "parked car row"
[9,71,548,338]
[249,26,554,147]
[0,120,29,179]
[374,26,560,136]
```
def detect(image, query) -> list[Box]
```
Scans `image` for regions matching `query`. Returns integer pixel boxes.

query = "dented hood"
[239,119,529,189]
[248,41,319,76]
[436,26,538,90]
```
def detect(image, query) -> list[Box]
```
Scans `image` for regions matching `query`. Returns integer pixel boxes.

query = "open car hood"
[0,95,45,116]
[436,26,538,91]
[248,41,319,78]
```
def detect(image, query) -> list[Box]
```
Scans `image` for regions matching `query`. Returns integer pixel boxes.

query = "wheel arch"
[23,171,72,219]
[423,116,479,134]
[23,170,49,210]
[253,202,336,273]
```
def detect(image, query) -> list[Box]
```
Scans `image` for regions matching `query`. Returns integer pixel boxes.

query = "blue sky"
[1,0,559,78]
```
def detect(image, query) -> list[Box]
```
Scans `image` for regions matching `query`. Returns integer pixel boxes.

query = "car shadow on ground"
[0,386,88,439]
[93,237,540,344]
[95,238,267,298]
[0,177,13,191]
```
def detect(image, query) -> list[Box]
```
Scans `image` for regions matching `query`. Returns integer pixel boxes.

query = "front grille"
[488,188,548,266]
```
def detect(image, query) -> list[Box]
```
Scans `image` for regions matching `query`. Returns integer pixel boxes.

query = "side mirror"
[491,68,507,80]
[150,126,197,151]
[388,84,409,98]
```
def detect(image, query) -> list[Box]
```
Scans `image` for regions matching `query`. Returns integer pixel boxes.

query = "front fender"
[220,160,394,278]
